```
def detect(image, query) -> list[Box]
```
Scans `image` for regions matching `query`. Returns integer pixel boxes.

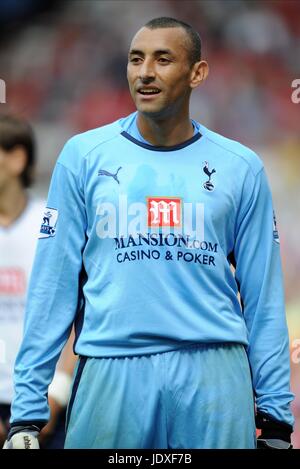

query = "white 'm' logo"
[149,200,180,225]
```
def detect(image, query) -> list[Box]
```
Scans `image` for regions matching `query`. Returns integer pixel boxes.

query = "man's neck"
[137,111,194,147]
[0,181,28,228]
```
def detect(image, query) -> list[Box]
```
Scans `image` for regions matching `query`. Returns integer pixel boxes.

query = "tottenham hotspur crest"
[203,161,216,191]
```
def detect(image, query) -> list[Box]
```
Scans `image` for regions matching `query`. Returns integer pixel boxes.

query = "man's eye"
[130,57,142,63]
[158,58,170,64]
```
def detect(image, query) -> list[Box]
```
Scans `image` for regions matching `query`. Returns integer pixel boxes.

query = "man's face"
[127,27,195,117]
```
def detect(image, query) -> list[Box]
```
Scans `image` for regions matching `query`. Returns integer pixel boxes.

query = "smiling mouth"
[137,88,161,96]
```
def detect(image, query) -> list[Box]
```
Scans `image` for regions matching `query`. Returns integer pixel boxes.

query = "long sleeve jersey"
[11,112,294,428]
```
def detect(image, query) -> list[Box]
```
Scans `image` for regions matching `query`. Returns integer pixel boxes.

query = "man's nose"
[139,59,155,82]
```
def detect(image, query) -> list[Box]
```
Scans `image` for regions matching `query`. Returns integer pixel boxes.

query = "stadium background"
[0,0,299,448]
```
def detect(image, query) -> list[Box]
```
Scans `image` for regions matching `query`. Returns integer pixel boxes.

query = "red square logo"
[147,197,182,227]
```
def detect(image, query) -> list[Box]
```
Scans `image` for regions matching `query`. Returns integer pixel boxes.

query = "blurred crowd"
[0,0,299,447]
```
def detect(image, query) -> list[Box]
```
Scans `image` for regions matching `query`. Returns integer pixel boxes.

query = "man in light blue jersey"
[4,17,294,449]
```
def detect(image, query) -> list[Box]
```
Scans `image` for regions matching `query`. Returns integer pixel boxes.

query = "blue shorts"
[65,343,256,448]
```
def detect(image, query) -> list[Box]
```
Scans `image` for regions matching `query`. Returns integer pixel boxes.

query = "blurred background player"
[0,114,76,449]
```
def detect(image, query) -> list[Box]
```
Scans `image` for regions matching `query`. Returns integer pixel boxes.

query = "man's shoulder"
[66,119,123,156]
[56,119,124,173]
[199,124,264,176]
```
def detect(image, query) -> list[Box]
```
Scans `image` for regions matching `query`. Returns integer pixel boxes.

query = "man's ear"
[190,60,209,89]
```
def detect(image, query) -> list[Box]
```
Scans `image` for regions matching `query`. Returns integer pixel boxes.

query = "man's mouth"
[137,87,161,96]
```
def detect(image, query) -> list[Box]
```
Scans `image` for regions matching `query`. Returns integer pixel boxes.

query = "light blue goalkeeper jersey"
[11,112,294,427]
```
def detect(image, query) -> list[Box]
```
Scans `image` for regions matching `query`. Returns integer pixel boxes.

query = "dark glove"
[3,425,40,449]
[256,411,293,449]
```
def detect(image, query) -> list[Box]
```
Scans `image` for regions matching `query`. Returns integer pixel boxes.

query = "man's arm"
[233,166,294,447]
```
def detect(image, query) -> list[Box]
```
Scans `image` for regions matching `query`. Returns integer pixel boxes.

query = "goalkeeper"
[4,17,294,449]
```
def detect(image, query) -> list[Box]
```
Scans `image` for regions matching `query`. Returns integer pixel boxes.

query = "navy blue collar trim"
[120,131,202,152]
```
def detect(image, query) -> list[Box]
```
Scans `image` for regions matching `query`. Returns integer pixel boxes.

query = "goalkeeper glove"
[3,425,40,449]
[256,411,293,449]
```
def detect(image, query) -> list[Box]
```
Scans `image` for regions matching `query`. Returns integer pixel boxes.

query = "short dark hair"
[144,17,201,66]
[0,114,35,188]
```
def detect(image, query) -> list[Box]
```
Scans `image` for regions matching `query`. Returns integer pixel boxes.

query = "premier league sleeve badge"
[39,207,58,239]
